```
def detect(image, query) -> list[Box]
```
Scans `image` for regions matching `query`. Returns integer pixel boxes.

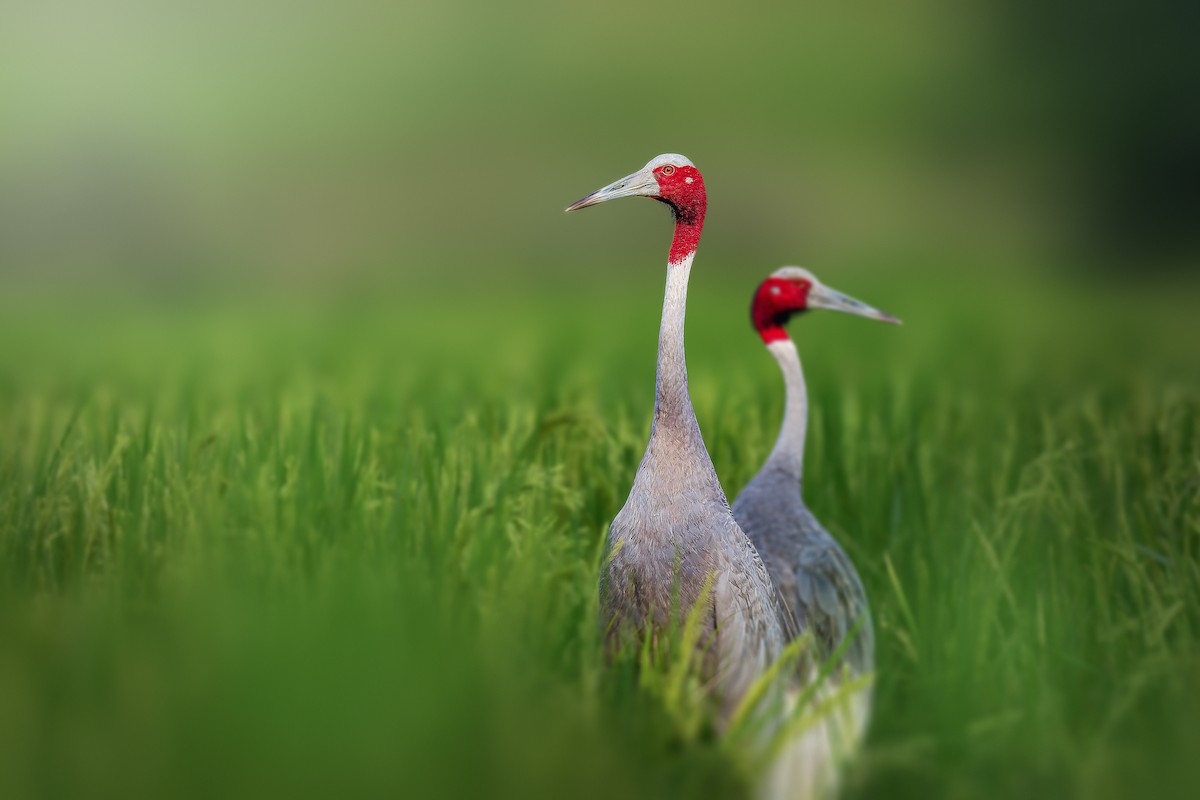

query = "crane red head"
[752,266,901,344]
[565,154,706,265]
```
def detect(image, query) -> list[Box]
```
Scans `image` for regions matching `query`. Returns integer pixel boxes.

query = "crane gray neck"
[622,250,729,524]
[650,251,700,441]
[762,338,808,482]
[625,250,728,509]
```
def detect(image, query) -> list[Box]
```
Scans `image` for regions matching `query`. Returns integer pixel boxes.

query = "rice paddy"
[1,267,1197,799]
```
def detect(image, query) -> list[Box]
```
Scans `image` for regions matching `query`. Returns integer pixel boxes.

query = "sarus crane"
[565,155,786,723]
[731,266,899,798]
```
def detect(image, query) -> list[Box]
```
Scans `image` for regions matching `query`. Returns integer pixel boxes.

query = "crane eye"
[661,165,675,176]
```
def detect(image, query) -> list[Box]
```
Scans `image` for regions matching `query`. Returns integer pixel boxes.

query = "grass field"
[1,265,1198,800]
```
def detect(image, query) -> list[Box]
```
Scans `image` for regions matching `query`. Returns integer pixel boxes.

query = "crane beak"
[808,283,901,325]
[565,169,659,212]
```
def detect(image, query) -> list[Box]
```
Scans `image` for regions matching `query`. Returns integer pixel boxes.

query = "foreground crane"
[566,155,785,722]
[732,266,899,798]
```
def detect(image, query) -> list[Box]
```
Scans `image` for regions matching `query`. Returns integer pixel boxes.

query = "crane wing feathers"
[710,523,785,713]
[790,544,873,674]
[733,480,874,677]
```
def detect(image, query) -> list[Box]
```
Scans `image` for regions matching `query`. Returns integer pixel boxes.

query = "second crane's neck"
[763,337,809,481]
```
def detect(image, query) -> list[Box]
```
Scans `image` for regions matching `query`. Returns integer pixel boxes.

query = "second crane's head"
[752,267,901,344]
[565,154,706,265]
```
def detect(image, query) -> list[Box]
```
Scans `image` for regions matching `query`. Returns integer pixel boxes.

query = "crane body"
[732,267,899,798]
[567,156,785,720]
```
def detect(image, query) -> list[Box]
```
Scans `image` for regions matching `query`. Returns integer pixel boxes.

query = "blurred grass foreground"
[2,2,1199,799]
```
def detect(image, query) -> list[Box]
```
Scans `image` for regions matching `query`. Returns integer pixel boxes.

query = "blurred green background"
[1,2,1198,799]
[4,0,1197,295]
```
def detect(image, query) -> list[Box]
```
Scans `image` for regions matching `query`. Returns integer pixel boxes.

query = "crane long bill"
[809,284,902,325]
[565,170,659,212]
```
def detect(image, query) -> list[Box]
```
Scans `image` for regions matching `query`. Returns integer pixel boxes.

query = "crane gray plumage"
[732,266,899,798]
[568,155,786,720]
[601,254,783,715]
[732,336,874,678]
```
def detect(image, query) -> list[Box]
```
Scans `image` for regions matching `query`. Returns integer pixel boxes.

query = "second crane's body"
[732,267,898,798]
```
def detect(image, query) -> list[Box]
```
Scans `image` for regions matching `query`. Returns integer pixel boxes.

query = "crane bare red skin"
[565,157,707,265]
[651,164,707,265]
[752,276,812,344]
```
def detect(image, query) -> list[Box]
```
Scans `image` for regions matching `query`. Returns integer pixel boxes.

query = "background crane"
[733,266,899,798]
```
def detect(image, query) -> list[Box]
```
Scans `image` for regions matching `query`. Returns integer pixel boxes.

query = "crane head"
[751,266,900,344]
[565,154,706,223]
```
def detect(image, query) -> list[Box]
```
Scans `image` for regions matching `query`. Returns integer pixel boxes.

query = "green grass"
[1,268,1198,799]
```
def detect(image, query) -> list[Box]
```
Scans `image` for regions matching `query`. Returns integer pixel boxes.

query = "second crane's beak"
[565,169,659,212]
[808,283,902,325]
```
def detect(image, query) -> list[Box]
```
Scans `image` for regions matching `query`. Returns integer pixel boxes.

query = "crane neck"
[762,337,808,482]
[666,202,704,266]
[651,249,699,440]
